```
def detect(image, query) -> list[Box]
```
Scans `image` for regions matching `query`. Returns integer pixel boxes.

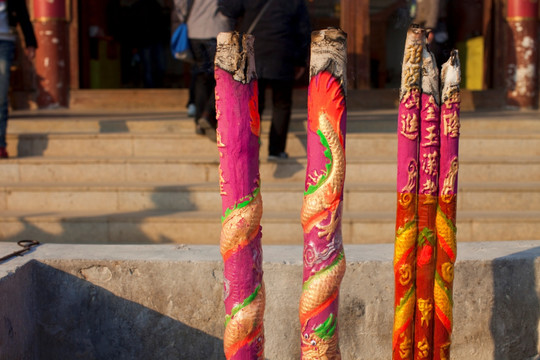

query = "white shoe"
[187,103,196,117]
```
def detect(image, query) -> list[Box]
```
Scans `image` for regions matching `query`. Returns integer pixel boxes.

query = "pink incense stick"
[215,31,265,360]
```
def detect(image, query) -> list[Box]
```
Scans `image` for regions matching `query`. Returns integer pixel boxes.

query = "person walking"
[131,0,168,88]
[219,0,311,160]
[0,0,37,158]
[174,0,232,140]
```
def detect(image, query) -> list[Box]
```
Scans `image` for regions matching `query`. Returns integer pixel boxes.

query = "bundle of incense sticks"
[215,32,265,360]
[299,28,347,360]
[393,25,461,360]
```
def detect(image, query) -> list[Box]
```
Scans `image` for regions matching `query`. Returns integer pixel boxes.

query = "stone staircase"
[0,108,539,244]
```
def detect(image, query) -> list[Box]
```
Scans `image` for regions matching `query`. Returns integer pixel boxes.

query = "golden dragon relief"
[301,112,345,241]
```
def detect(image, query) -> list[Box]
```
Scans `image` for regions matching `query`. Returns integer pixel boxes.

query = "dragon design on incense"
[220,190,263,259]
[299,105,346,356]
[301,111,346,239]
[220,189,265,359]
[301,314,340,360]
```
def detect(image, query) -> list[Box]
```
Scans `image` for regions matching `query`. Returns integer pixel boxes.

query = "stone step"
[10,109,540,134]
[9,111,310,134]
[6,131,540,158]
[1,182,539,213]
[1,155,538,184]
[0,209,538,244]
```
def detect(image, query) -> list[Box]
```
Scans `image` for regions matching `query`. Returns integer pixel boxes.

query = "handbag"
[171,23,192,61]
[171,0,194,62]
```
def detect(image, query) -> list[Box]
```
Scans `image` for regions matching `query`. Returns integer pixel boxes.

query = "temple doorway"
[78,0,189,89]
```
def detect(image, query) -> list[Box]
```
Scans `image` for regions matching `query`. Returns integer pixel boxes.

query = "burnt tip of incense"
[309,28,348,90]
[441,49,461,77]
[216,31,256,84]
[311,28,347,44]
[448,49,460,66]
[422,48,440,102]
[441,49,461,102]
[409,23,425,35]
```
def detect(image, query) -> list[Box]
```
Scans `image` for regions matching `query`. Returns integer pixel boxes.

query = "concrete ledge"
[1,241,539,359]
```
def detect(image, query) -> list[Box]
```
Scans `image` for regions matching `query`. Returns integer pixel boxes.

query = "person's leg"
[139,46,153,88]
[150,42,165,88]
[268,79,293,157]
[191,39,217,140]
[201,39,217,129]
[187,65,197,117]
[196,70,216,140]
[0,40,15,156]
[258,78,267,118]
[189,39,208,133]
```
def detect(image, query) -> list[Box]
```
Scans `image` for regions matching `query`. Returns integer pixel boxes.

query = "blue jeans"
[0,40,15,148]
[140,43,165,88]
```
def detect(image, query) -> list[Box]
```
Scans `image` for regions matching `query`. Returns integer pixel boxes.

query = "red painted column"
[505,0,539,108]
[33,0,69,108]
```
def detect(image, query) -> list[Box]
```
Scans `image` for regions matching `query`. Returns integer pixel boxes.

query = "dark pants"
[0,40,15,148]
[140,43,165,88]
[258,78,294,155]
[190,38,217,128]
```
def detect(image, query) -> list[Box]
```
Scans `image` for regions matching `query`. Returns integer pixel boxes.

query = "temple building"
[10,0,540,109]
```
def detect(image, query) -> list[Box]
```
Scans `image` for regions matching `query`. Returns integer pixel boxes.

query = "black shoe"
[267,152,288,161]
[199,118,217,142]
[195,123,205,135]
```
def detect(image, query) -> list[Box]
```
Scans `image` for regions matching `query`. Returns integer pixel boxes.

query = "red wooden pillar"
[340,0,370,89]
[506,0,539,108]
[33,0,69,108]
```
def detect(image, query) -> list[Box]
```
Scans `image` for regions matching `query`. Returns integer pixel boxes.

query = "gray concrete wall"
[0,242,539,360]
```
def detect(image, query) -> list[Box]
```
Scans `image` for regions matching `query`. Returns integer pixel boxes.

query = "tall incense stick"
[414,42,440,360]
[215,31,265,360]
[393,25,424,360]
[300,28,347,360]
[433,50,461,360]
